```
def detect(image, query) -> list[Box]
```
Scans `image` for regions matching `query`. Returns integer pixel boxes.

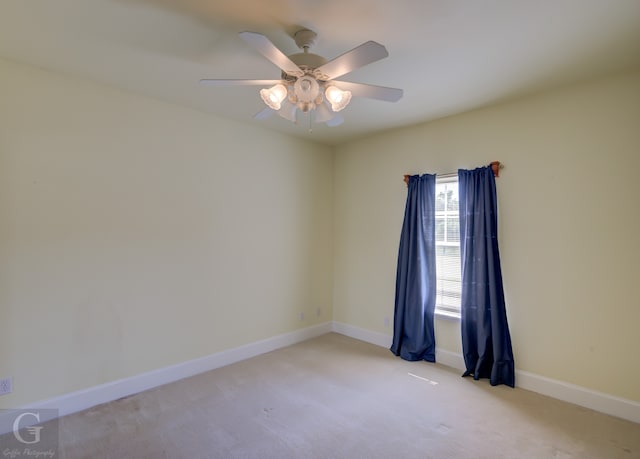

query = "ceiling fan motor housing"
[285,43,330,113]
[288,52,327,70]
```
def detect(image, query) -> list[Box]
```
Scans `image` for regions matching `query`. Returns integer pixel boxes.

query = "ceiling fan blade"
[239,31,304,77]
[254,107,275,120]
[315,101,334,123]
[199,79,282,86]
[332,81,403,102]
[277,100,298,122]
[315,41,389,80]
[326,114,344,127]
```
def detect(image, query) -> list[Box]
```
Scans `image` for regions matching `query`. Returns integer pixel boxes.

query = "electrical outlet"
[299,312,305,321]
[316,307,321,317]
[0,378,12,396]
[384,316,390,328]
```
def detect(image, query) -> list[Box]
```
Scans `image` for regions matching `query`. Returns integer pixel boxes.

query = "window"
[435,176,461,318]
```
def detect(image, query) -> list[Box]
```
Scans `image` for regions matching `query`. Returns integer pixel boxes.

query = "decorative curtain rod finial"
[490,161,503,177]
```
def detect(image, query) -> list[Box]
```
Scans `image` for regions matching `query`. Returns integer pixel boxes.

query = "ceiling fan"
[200,29,403,127]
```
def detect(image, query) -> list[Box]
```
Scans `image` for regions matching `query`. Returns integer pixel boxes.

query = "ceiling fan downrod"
[294,29,317,53]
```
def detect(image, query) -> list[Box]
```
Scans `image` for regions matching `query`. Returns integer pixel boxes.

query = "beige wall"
[0,58,333,407]
[333,71,640,402]
[2,55,639,409]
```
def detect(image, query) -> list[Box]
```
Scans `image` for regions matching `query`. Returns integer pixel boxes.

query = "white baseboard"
[332,321,392,348]
[3,320,637,436]
[330,321,466,371]
[0,322,332,435]
[331,321,640,424]
[434,348,466,371]
[515,370,640,424]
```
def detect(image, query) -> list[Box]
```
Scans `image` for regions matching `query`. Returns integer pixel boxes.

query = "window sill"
[435,310,461,321]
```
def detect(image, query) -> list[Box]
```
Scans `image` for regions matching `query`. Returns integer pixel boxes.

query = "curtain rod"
[404,161,503,185]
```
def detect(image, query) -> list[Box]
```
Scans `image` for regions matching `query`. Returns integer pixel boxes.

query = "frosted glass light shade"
[260,84,288,110]
[294,76,320,103]
[325,85,352,112]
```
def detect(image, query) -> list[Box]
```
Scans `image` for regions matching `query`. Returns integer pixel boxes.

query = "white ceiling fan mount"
[286,29,327,74]
[200,29,403,127]
[293,29,318,51]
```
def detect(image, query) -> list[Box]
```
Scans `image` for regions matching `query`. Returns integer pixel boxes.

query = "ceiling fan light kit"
[325,85,352,112]
[260,83,288,110]
[200,29,403,128]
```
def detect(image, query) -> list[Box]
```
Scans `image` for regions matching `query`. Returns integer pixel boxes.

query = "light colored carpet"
[21,334,640,458]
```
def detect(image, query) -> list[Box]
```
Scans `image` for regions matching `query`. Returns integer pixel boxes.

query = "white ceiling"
[2,0,640,146]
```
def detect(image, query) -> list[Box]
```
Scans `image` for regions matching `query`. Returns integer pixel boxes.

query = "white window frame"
[435,176,461,320]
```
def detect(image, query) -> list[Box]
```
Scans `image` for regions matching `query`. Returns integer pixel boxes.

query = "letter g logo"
[13,411,44,444]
